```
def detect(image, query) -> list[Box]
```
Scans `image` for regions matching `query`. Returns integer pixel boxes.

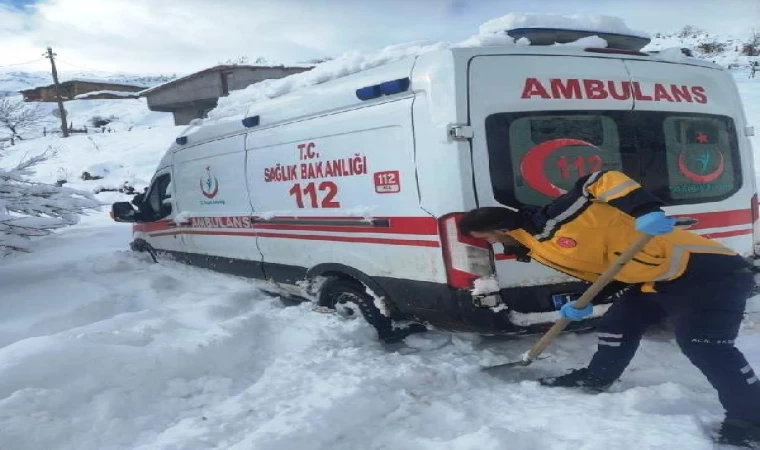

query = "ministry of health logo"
[200,166,219,199]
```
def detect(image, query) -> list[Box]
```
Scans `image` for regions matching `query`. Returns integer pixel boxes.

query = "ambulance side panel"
[171,134,265,278]
[245,97,445,293]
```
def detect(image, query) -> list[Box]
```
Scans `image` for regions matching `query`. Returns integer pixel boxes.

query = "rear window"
[484,111,742,207]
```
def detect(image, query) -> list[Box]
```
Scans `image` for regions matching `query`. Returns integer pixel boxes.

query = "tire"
[319,277,426,343]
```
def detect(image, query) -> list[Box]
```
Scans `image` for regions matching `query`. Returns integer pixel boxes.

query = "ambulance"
[112,28,759,341]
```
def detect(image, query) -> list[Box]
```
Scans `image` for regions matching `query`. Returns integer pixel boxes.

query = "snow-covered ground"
[2,208,759,450]
[2,20,760,450]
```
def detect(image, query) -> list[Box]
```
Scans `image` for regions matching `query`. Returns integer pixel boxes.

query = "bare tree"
[0,148,101,254]
[0,98,44,145]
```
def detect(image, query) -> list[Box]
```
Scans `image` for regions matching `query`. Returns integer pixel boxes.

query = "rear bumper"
[376,277,603,336]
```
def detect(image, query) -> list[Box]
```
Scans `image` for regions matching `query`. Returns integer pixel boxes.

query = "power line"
[0,57,47,68]
[56,58,101,73]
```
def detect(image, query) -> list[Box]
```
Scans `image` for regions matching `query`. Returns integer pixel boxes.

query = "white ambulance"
[112,29,759,342]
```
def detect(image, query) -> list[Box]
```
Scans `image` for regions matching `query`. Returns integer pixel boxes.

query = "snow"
[1,14,760,450]
[1,212,758,449]
[509,304,614,327]
[207,13,645,124]
[551,35,609,49]
[2,126,181,193]
[477,13,649,38]
[74,90,140,99]
[472,275,499,296]
[645,28,760,70]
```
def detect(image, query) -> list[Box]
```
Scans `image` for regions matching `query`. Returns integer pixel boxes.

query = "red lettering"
[670,85,693,102]
[315,162,324,178]
[583,79,608,100]
[632,82,653,101]
[521,78,551,99]
[288,165,297,180]
[319,181,340,208]
[691,86,707,104]
[607,81,631,100]
[549,78,582,99]
[330,160,344,177]
[653,84,674,102]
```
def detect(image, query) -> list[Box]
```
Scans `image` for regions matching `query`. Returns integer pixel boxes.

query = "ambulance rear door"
[467,54,635,290]
[622,59,755,256]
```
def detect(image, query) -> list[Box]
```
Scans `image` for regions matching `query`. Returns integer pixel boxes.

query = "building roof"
[138,64,313,96]
[20,79,145,94]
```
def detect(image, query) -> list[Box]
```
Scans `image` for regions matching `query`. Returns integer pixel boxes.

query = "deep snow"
[2,13,760,450]
[1,209,759,450]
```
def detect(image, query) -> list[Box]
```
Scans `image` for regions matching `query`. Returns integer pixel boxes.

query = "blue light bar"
[356,77,410,101]
[379,78,410,95]
[175,136,188,145]
[242,115,260,128]
[356,85,382,101]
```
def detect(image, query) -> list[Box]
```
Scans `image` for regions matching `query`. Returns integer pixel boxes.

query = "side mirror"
[111,202,137,223]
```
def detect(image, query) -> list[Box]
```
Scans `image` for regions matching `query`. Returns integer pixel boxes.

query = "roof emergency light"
[356,77,411,101]
[242,115,260,128]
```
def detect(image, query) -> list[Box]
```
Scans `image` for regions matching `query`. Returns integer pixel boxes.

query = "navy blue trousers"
[588,265,760,422]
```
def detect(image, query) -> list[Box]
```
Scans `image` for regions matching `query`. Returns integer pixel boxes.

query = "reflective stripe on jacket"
[508,170,737,289]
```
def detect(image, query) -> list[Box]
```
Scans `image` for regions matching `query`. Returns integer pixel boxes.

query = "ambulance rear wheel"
[319,277,396,342]
[319,277,428,343]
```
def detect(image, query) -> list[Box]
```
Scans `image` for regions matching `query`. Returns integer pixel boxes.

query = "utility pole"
[44,47,69,138]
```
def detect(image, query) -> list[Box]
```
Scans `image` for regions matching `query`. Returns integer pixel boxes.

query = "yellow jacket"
[507,170,737,290]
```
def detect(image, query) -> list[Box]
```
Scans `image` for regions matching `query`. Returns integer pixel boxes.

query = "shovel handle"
[523,232,653,362]
[522,216,697,363]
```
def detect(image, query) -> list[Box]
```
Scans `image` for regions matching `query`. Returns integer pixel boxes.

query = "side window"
[663,116,738,201]
[144,173,172,221]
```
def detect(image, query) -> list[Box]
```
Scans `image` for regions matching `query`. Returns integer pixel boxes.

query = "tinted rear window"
[485,111,742,207]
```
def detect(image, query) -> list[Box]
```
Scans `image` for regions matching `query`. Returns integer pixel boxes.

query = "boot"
[717,418,760,448]
[539,368,614,393]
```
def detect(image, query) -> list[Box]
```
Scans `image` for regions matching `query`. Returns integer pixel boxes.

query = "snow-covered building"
[139,64,312,125]
[20,80,145,102]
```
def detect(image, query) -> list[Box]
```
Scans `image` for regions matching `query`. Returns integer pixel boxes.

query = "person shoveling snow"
[460,170,760,448]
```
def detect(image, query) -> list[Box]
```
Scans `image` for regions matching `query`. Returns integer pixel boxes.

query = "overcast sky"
[1,0,758,75]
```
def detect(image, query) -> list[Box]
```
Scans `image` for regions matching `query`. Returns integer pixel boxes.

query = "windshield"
[484,111,742,207]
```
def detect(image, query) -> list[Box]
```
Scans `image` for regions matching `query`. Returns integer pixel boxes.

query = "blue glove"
[559,301,593,321]
[635,211,676,235]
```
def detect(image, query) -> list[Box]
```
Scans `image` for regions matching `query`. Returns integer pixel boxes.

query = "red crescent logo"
[677,150,724,183]
[520,138,601,198]
[200,177,219,199]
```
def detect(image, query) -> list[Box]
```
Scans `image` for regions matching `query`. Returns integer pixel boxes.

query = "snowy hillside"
[0,69,176,96]
[645,26,760,70]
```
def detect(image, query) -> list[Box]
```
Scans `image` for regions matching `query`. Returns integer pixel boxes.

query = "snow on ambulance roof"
[178,13,659,143]
[478,13,649,38]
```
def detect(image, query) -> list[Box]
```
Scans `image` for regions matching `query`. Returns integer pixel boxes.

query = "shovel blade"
[480,354,552,372]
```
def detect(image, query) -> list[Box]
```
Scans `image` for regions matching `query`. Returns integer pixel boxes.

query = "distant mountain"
[0,69,177,96]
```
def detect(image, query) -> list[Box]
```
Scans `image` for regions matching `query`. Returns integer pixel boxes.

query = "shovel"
[483,216,697,371]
